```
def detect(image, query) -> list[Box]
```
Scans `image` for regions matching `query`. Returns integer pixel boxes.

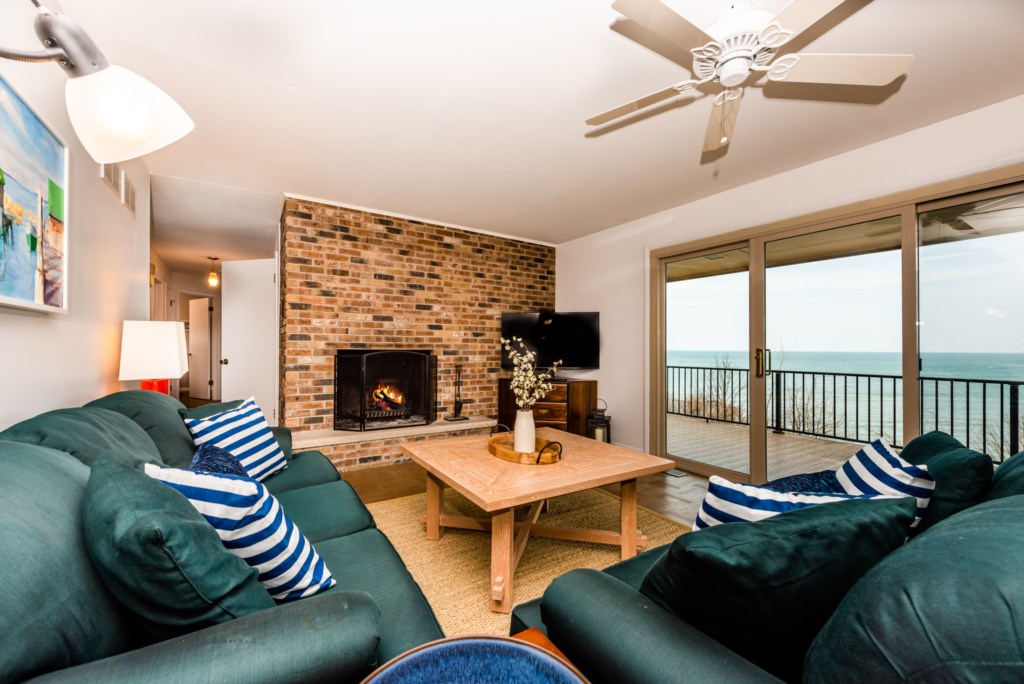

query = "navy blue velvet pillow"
[763,469,841,494]
[189,444,247,478]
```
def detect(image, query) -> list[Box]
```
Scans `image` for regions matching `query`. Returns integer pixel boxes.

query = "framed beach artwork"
[0,73,68,314]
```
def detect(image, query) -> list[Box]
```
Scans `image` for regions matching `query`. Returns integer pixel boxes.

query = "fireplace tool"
[445,364,469,422]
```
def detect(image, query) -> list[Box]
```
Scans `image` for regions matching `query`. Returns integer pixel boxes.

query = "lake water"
[665,350,1024,456]
[666,350,1024,382]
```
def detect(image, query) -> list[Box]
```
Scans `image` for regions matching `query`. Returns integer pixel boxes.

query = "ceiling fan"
[587,0,913,153]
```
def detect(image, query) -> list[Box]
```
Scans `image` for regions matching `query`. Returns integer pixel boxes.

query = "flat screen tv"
[500,312,600,370]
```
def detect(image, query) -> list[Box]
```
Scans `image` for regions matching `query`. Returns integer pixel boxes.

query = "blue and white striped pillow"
[694,475,905,530]
[183,398,286,481]
[835,438,935,527]
[144,464,336,600]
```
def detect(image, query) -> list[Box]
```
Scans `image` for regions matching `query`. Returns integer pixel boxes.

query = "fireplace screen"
[334,349,436,431]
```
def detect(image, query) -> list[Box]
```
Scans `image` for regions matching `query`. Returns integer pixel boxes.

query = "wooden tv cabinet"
[497,378,597,437]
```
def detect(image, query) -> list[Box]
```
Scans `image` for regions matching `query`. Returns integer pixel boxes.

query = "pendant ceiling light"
[207,257,220,288]
[1,0,194,163]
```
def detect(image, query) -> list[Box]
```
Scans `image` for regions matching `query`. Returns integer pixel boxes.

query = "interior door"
[222,259,278,424]
[188,297,212,400]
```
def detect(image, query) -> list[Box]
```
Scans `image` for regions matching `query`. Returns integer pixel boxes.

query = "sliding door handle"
[755,348,773,378]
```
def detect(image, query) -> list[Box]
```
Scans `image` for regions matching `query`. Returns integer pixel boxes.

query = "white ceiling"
[56,0,1024,274]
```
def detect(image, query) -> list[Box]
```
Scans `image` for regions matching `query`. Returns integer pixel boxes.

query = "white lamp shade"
[118,320,189,381]
[65,65,195,163]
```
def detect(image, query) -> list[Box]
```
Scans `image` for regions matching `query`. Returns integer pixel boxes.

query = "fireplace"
[334,349,437,431]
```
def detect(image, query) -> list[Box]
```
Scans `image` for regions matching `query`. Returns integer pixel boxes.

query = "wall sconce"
[587,399,611,443]
[207,257,220,288]
[118,320,189,395]
[1,1,194,162]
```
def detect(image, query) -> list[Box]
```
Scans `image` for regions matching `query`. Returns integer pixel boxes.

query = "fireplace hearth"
[334,349,436,431]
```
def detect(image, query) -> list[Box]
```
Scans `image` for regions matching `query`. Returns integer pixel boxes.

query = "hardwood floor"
[343,459,709,526]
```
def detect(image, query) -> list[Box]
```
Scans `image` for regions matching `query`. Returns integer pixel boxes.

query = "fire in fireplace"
[367,381,408,418]
[334,349,436,431]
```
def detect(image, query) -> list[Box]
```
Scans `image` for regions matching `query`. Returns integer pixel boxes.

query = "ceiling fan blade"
[611,0,714,49]
[703,89,743,152]
[770,0,848,39]
[767,53,913,86]
[586,83,691,126]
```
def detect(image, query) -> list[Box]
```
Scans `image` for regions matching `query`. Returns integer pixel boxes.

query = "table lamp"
[118,320,188,394]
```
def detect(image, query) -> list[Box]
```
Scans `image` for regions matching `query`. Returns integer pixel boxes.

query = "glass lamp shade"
[208,269,219,288]
[118,320,189,383]
[65,65,195,163]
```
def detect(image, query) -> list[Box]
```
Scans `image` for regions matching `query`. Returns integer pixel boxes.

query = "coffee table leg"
[620,478,638,560]
[425,471,444,541]
[490,508,514,613]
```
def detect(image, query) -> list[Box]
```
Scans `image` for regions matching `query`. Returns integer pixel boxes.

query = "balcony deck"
[666,414,858,479]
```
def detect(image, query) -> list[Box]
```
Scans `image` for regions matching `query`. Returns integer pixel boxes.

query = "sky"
[666,230,1024,355]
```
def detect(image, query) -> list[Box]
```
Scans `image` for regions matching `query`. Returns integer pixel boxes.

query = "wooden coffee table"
[400,428,674,613]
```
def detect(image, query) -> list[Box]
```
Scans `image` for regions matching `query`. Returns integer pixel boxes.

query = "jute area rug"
[367,488,689,637]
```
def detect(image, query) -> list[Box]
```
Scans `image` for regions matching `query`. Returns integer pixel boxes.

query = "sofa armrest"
[542,570,780,684]
[270,426,293,461]
[29,591,380,684]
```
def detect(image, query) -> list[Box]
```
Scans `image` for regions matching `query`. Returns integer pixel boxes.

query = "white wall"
[556,94,1024,452]
[0,8,152,428]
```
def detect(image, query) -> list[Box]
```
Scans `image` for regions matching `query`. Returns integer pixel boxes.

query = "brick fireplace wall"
[280,197,556,469]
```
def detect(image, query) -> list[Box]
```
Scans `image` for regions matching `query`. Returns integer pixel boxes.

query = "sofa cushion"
[694,475,898,529]
[316,528,444,662]
[805,495,1024,681]
[899,431,993,532]
[86,390,195,468]
[190,443,248,477]
[0,442,139,682]
[982,450,1024,502]
[0,407,162,469]
[145,465,336,600]
[835,438,935,526]
[84,459,274,638]
[898,429,963,463]
[274,479,375,543]
[640,496,916,683]
[178,400,294,461]
[182,398,287,481]
[763,468,841,493]
[264,449,340,495]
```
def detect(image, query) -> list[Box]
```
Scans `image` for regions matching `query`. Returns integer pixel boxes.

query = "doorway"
[179,291,221,404]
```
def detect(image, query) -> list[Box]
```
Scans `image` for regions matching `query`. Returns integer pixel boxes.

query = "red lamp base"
[139,379,171,394]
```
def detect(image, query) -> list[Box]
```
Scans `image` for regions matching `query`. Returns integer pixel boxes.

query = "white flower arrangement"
[501,336,562,410]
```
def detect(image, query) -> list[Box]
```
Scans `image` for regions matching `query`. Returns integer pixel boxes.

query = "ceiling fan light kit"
[591,0,913,154]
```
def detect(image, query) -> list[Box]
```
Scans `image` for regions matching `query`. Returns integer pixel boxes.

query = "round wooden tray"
[488,433,563,465]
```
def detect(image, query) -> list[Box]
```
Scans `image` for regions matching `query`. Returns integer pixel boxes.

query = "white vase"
[514,409,536,453]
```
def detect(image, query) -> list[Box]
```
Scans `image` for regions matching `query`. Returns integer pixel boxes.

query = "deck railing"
[666,365,1024,461]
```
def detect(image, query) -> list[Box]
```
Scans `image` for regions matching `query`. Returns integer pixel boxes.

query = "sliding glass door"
[760,216,905,480]
[918,188,1024,460]
[654,180,1024,481]
[662,246,750,477]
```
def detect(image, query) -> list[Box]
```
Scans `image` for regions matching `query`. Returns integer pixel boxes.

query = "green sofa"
[512,431,1024,683]
[0,390,443,683]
